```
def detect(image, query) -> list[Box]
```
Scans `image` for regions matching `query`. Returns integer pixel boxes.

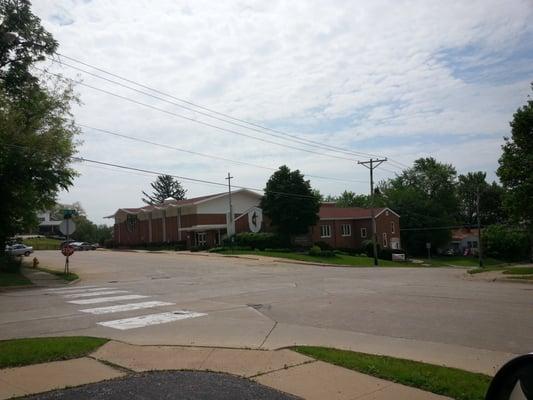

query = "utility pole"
[358,158,387,266]
[476,187,483,268]
[225,173,234,238]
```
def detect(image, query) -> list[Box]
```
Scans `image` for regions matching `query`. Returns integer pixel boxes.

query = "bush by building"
[482,224,529,261]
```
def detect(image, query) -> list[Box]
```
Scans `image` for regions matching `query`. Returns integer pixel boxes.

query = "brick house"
[109,191,401,251]
[108,189,264,248]
[307,204,401,250]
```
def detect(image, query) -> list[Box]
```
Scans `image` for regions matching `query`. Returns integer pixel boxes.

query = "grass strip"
[293,346,491,400]
[0,271,32,287]
[37,267,79,281]
[502,266,533,275]
[0,337,108,368]
[22,238,62,250]
[217,250,404,267]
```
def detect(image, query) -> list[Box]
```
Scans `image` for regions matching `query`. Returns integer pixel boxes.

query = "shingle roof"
[319,206,386,219]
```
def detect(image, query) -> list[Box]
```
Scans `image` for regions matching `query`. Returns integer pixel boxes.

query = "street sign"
[61,246,74,257]
[59,219,76,236]
[62,209,78,219]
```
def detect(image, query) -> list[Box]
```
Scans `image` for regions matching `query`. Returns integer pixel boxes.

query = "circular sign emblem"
[248,207,263,233]
[61,245,74,257]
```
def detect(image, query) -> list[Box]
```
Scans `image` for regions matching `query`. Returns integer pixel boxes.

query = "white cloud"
[29,0,533,223]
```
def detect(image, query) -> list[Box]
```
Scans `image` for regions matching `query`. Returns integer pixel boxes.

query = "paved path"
[21,371,298,400]
[1,250,531,375]
[0,341,450,400]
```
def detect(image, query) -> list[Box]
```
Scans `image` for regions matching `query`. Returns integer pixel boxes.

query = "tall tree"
[0,0,57,96]
[497,83,533,259]
[380,157,459,254]
[142,175,187,205]
[0,0,78,248]
[260,166,320,240]
[456,172,506,226]
[331,190,374,207]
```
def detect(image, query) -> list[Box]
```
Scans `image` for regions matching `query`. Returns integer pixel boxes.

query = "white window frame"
[341,223,351,237]
[196,232,207,246]
[391,221,395,234]
[360,228,367,238]
[320,225,331,238]
[382,232,388,247]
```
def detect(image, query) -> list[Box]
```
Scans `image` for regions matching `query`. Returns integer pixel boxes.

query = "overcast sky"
[32,0,533,225]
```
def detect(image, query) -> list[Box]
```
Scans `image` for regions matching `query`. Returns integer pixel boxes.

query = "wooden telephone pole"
[358,158,387,266]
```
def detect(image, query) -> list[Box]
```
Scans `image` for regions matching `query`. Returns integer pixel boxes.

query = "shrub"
[361,240,380,258]
[482,225,529,261]
[319,250,336,257]
[208,247,225,253]
[190,245,209,252]
[174,240,187,251]
[308,245,322,256]
[314,241,332,251]
[233,232,284,250]
[0,255,22,273]
[264,248,292,252]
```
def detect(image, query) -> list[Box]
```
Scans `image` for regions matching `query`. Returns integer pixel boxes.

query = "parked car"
[60,239,77,249]
[71,242,97,251]
[5,244,34,256]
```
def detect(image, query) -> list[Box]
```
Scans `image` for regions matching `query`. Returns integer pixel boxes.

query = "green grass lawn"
[23,237,62,250]
[422,256,506,268]
[218,249,406,267]
[293,346,491,400]
[0,337,109,368]
[502,266,533,275]
[37,267,79,281]
[0,271,32,287]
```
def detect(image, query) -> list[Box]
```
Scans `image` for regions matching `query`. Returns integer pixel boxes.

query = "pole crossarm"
[357,158,388,266]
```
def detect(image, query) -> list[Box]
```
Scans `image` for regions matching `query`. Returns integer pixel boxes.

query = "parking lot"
[1,250,532,374]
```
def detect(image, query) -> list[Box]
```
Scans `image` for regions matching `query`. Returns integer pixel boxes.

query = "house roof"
[319,206,399,220]
[106,189,260,218]
[451,228,479,241]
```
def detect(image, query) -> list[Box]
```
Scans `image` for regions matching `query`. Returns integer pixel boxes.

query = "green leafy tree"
[380,157,459,254]
[142,175,187,205]
[0,0,57,96]
[456,172,506,226]
[332,190,373,207]
[260,165,320,241]
[0,0,78,248]
[497,84,533,260]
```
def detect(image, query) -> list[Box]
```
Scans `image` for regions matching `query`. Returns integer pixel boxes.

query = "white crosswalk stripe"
[97,311,207,330]
[68,294,149,305]
[46,285,104,292]
[79,301,175,315]
[63,290,130,298]
[48,287,113,294]
[47,285,208,330]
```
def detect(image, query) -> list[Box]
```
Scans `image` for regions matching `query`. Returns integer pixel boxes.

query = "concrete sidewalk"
[0,341,451,400]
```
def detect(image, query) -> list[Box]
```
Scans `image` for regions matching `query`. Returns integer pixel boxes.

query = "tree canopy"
[141,175,187,205]
[260,165,320,239]
[379,157,458,254]
[497,83,533,258]
[0,0,78,247]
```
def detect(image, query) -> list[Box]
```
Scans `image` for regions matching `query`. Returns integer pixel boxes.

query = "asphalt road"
[22,371,298,400]
[1,250,532,372]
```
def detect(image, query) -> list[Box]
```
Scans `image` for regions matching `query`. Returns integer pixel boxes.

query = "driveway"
[1,250,531,374]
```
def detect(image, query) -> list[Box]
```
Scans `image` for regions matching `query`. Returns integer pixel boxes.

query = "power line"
[79,124,368,184]
[1,143,323,200]
[38,67,362,163]
[52,53,409,169]
[53,58,373,161]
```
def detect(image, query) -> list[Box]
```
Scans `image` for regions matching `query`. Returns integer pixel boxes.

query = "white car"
[5,244,34,256]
